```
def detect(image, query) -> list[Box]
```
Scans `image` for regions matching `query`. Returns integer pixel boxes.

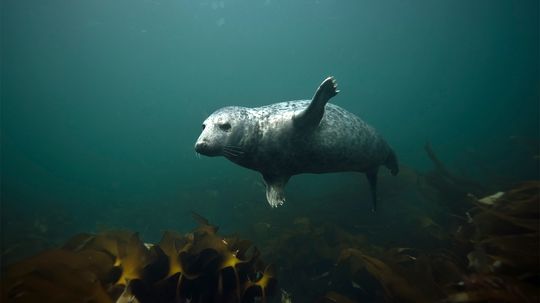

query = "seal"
[194,77,399,211]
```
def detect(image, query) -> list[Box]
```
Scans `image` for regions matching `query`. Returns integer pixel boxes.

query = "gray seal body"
[195,77,398,210]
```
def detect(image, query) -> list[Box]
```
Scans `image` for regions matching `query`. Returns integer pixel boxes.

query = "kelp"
[1,208,76,267]
[336,247,463,303]
[0,213,277,303]
[2,144,538,303]
[264,218,367,269]
[250,216,376,303]
[420,143,489,215]
[424,143,487,196]
[444,274,538,303]
[316,291,357,303]
[1,249,115,303]
[448,182,540,302]
[338,248,426,302]
[330,179,538,303]
[463,182,539,274]
[250,197,476,302]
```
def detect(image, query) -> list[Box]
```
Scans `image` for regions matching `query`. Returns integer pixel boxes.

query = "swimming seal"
[194,77,399,211]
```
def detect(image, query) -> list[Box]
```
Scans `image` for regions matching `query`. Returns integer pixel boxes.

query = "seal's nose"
[194,141,207,153]
[195,139,220,156]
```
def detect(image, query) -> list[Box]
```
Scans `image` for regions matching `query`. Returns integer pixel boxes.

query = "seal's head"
[194,106,251,158]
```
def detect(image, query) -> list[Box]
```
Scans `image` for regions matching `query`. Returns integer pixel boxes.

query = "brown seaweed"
[316,291,358,303]
[0,214,277,303]
[449,181,540,302]
[1,249,115,303]
[337,248,444,303]
[421,143,488,214]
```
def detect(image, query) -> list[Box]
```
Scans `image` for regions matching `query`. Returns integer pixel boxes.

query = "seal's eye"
[219,123,231,131]
[202,124,206,130]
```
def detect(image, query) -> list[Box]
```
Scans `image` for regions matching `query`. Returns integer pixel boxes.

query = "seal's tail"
[385,149,399,176]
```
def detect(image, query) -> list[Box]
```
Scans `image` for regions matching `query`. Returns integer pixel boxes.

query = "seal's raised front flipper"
[293,77,339,129]
[262,174,290,208]
[365,168,378,212]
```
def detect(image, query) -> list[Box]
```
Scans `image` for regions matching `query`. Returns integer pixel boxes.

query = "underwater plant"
[450,181,540,303]
[1,213,277,303]
[332,182,539,303]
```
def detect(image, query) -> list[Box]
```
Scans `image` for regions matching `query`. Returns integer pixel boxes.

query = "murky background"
[1,0,538,302]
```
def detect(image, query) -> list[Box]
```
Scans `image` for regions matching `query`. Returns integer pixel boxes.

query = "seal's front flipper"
[365,169,378,212]
[262,174,290,208]
[293,77,339,129]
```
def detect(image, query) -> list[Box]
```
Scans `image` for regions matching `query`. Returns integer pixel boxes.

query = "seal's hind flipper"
[262,174,290,208]
[385,149,399,176]
[293,77,339,129]
[365,169,378,212]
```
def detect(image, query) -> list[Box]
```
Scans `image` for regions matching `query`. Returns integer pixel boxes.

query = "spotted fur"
[195,77,398,209]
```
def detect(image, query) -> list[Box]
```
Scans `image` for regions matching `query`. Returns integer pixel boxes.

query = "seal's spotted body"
[195,77,398,210]
[247,100,390,174]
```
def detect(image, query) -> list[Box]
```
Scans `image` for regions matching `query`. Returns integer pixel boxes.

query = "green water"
[1,0,538,290]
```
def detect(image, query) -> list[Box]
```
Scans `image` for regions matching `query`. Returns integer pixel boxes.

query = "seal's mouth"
[194,141,221,157]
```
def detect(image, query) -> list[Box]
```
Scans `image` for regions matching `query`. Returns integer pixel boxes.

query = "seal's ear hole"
[202,124,206,130]
[219,123,231,131]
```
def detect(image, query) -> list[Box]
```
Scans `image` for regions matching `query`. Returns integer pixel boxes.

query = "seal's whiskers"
[223,150,241,156]
[224,145,244,152]
[223,146,244,157]
[222,150,239,157]
[224,146,244,156]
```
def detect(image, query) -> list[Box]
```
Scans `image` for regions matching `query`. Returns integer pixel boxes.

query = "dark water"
[1,0,539,301]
